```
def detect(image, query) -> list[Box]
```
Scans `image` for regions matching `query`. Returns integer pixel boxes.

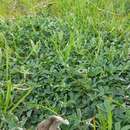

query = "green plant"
[96,98,113,130]
[0,0,130,129]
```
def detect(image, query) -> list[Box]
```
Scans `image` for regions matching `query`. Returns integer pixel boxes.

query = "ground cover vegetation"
[0,0,130,129]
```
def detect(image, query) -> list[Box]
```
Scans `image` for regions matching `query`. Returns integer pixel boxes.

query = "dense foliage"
[0,0,130,130]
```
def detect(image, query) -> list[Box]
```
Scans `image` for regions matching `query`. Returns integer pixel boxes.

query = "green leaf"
[121,125,130,130]
[115,122,121,130]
